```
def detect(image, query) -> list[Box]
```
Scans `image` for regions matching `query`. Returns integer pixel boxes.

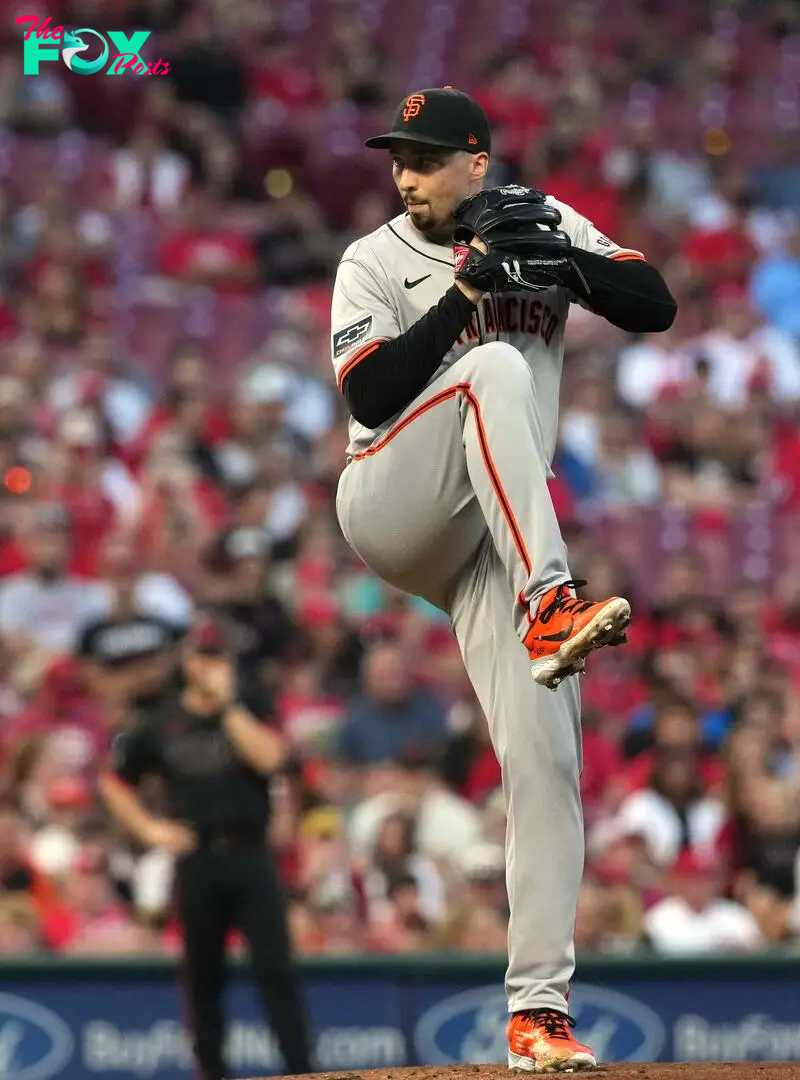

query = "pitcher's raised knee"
[450,341,534,394]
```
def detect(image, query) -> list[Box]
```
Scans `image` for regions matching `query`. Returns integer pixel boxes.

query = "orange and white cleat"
[523,578,631,691]
[507,1009,597,1073]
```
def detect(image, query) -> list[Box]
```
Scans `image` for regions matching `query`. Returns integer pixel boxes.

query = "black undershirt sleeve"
[342,285,477,429]
[568,249,677,334]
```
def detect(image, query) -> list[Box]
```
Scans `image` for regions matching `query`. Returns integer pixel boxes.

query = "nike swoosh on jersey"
[404,274,432,289]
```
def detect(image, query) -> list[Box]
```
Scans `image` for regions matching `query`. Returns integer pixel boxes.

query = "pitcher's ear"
[471,152,489,180]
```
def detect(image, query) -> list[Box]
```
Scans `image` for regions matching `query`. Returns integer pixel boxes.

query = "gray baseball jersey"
[331,195,643,460]
[332,196,643,1021]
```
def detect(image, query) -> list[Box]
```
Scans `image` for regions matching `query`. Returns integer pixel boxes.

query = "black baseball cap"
[365,87,491,154]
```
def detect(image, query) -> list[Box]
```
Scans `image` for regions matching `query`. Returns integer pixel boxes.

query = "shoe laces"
[518,1010,577,1040]
[537,579,592,625]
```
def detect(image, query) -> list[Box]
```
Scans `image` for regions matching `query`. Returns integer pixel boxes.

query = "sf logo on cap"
[403,93,426,122]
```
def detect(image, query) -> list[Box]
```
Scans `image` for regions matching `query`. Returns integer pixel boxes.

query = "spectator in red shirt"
[0,489,28,578]
[764,575,800,666]
[621,696,726,796]
[3,657,110,786]
[291,593,363,700]
[580,710,624,827]
[24,217,110,294]
[533,137,622,241]
[0,296,17,342]
[770,420,800,508]
[276,661,346,759]
[136,426,227,582]
[248,28,319,110]
[128,338,229,468]
[39,408,129,577]
[157,186,258,294]
[41,846,143,953]
[678,190,759,289]
[473,52,548,171]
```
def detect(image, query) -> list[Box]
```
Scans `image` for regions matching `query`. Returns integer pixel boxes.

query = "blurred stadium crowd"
[0,0,799,960]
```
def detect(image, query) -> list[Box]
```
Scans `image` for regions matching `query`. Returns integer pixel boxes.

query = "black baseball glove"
[452,185,587,295]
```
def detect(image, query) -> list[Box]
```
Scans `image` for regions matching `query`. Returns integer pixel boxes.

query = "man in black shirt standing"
[99,619,312,1080]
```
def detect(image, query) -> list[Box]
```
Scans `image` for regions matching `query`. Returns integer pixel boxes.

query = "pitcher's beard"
[425,220,455,245]
[408,207,454,245]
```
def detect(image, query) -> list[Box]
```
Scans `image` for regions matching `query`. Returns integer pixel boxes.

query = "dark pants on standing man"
[174,832,312,1080]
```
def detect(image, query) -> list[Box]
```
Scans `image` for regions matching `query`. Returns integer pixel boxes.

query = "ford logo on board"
[414,983,666,1065]
[0,993,74,1080]
[571,984,667,1063]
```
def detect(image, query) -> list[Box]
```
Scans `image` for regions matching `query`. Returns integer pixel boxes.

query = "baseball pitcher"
[331,88,676,1072]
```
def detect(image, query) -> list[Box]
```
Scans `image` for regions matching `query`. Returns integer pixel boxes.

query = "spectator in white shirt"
[694,283,800,409]
[109,124,191,215]
[594,753,726,867]
[52,409,141,529]
[644,848,763,954]
[348,756,483,868]
[0,503,107,665]
[363,811,446,927]
[47,329,152,446]
[616,327,697,410]
[93,530,193,628]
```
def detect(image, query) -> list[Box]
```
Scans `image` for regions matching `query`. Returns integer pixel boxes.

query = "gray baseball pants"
[336,342,583,1015]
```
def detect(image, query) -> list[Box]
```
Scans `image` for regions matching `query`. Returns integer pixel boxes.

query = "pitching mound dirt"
[259,1065,800,1080]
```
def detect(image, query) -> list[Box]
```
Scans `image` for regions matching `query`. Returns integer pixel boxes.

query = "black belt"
[196,826,265,851]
